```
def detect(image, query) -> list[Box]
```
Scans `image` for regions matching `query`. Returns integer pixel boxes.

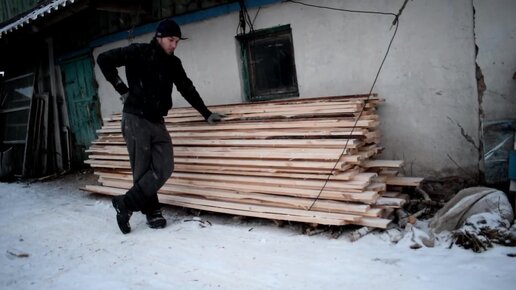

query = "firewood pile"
[83,94,422,229]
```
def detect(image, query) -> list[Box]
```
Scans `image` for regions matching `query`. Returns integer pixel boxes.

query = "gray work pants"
[121,113,174,214]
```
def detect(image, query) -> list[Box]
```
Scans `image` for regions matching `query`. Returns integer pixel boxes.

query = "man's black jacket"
[97,38,212,123]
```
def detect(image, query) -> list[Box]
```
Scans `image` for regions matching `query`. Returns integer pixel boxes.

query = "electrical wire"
[284,0,397,17]
[252,6,261,26]
[237,0,257,36]
[281,0,409,210]
[308,22,400,210]
[234,0,410,210]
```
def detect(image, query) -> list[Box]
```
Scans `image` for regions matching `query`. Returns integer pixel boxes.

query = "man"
[97,19,223,234]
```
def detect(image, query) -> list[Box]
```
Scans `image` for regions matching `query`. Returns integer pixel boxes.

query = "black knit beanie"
[155,19,187,39]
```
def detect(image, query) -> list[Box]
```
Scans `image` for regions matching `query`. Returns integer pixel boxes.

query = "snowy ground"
[1,171,515,290]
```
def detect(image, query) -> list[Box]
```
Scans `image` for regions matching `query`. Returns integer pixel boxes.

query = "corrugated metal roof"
[0,0,77,39]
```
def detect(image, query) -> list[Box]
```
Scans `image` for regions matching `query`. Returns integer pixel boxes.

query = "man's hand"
[207,112,225,124]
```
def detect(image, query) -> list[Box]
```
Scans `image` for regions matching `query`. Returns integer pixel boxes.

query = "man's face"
[157,36,180,55]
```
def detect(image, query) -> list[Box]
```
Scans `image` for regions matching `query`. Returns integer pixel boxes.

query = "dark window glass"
[238,25,299,102]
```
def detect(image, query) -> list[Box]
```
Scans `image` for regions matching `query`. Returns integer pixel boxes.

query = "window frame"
[237,25,299,102]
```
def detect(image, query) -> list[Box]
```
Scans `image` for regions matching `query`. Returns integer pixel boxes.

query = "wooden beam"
[384,176,424,187]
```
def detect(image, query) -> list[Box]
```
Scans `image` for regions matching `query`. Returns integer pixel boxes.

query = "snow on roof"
[0,0,77,39]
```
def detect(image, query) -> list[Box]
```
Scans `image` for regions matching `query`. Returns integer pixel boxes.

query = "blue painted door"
[61,55,101,164]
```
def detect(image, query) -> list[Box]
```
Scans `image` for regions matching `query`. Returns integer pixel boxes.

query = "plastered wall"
[93,0,516,178]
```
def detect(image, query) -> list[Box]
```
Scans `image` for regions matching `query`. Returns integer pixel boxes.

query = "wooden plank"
[98,177,380,203]
[95,128,370,139]
[361,160,404,168]
[384,176,424,187]
[381,191,401,198]
[96,118,377,134]
[86,157,354,171]
[169,138,363,148]
[88,146,361,161]
[357,217,391,229]
[164,198,350,226]
[104,94,378,118]
[173,157,352,170]
[173,163,354,175]
[165,102,365,117]
[171,166,360,180]
[85,159,131,169]
[88,160,355,175]
[170,119,378,132]
[373,197,407,207]
[101,170,372,192]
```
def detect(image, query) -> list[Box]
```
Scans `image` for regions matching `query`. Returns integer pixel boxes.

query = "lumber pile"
[83,94,422,229]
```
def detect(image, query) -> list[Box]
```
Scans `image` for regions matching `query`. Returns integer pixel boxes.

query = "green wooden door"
[61,55,101,164]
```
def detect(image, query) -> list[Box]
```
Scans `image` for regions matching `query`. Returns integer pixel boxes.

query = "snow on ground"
[1,171,515,290]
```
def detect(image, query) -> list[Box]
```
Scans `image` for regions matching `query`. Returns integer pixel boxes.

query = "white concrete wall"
[474,0,516,121]
[371,0,479,178]
[93,0,516,178]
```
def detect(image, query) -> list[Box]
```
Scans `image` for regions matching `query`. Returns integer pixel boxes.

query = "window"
[0,72,35,175]
[237,25,299,102]
[0,73,34,145]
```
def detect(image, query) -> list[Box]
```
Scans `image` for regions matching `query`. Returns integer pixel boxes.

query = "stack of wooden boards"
[83,94,422,229]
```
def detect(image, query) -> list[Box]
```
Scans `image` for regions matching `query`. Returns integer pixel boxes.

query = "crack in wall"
[473,2,485,183]
[446,114,481,181]
[447,116,479,151]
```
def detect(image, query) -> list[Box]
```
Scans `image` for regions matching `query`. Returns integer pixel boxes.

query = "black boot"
[146,209,166,229]
[112,195,133,234]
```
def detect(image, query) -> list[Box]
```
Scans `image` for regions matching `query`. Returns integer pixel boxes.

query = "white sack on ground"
[430,187,514,234]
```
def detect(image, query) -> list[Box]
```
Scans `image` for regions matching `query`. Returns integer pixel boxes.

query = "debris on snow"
[6,248,29,259]
[429,187,515,252]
